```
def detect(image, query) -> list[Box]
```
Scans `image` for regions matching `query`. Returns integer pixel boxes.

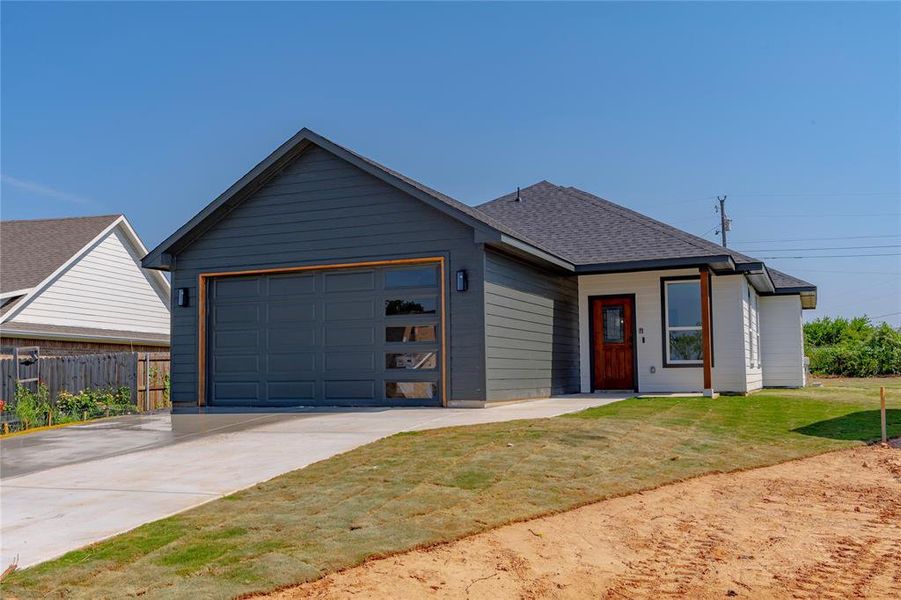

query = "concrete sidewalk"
[0,394,625,569]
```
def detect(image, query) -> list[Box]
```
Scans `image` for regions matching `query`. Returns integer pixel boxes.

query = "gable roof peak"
[0,214,123,294]
[143,128,558,269]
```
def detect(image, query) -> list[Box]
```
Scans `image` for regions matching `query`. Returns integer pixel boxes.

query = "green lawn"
[4,378,899,599]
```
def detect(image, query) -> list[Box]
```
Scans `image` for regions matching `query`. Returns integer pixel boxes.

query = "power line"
[727,192,900,198]
[735,234,901,244]
[671,213,899,225]
[758,253,901,259]
[772,268,901,275]
[870,311,901,320]
[737,213,900,218]
[646,196,717,208]
[737,244,901,252]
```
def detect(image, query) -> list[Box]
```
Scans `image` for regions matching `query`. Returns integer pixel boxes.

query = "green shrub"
[15,383,51,429]
[804,316,872,347]
[57,390,97,416]
[805,316,901,377]
[55,386,135,420]
[869,323,901,375]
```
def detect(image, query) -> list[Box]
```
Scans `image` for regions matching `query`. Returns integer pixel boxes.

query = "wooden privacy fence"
[0,351,170,412]
[137,352,171,411]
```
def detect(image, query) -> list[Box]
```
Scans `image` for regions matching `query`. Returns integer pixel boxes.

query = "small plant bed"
[1,384,136,436]
[2,379,898,599]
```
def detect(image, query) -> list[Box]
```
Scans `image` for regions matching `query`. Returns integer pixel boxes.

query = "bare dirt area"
[260,444,901,600]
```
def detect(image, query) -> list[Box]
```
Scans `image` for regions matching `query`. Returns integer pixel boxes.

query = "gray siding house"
[143,129,816,409]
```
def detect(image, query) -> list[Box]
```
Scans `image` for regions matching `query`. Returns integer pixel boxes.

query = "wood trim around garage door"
[197,257,448,408]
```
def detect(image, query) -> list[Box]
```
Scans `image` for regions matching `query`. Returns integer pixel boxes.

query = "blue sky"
[2,2,899,324]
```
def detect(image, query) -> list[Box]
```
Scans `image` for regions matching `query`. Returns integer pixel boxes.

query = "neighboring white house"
[0,215,170,354]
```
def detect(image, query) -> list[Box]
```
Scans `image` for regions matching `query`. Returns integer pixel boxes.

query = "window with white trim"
[664,280,704,364]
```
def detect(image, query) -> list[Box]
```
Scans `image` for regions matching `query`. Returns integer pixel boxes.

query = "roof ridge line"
[0,214,122,224]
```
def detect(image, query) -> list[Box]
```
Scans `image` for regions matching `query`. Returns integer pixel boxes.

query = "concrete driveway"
[0,394,626,569]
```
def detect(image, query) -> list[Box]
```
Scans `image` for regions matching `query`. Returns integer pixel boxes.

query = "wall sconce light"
[176,288,190,307]
[455,270,468,292]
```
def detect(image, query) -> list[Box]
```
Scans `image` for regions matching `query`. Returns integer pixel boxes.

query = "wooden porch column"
[699,267,714,397]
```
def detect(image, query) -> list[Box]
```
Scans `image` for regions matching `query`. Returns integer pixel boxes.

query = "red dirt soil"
[257,444,901,599]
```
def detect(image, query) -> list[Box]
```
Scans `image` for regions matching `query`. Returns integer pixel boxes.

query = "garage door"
[206,263,442,407]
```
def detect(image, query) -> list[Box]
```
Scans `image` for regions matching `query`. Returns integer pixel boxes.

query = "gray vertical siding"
[484,249,580,401]
[169,145,485,405]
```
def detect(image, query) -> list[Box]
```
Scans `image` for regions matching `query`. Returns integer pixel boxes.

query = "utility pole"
[715,195,730,248]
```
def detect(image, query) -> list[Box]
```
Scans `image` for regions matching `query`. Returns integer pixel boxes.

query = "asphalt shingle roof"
[476,181,814,291]
[767,268,816,290]
[0,215,120,294]
[478,182,749,265]
[0,321,169,344]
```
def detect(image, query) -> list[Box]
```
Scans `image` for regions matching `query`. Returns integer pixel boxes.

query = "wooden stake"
[880,386,887,444]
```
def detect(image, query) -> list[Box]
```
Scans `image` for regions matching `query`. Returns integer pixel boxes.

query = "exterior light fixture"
[176,288,190,307]
[456,270,468,292]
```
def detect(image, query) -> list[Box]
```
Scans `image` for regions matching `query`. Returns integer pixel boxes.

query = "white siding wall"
[760,295,806,387]
[741,280,764,392]
[12,228,169,334]
[578,270,750,393]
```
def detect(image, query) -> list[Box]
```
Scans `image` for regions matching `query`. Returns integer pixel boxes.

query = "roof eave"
[142,134,316,269]
[762,286,818,309]
[735,262,777,294]
[495,234,576,272]
[0,326,170,346]
[574,255,736,275]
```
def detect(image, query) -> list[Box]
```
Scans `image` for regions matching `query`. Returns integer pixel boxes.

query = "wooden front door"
[591,296,636,390]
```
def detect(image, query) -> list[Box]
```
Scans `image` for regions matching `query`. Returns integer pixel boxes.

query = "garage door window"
[385,297,437,315]
[386,381,438,399]
[385,266,438,288]
[385,325,436,343]
[386,352,437,369]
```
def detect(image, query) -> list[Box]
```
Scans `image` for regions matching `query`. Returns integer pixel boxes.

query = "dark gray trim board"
[574,255,736,275]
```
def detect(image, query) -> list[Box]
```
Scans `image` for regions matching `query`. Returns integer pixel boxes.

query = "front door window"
[603,306,624,343]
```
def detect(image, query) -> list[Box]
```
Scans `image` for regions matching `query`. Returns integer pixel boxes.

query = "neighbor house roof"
[142,128,815,306]
[1,214,172,336]
[0,215,121,295]
[0,321,170,346]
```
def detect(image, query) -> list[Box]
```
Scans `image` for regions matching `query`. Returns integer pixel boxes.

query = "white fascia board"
[0,288,33,300]
[115,216,171,302]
